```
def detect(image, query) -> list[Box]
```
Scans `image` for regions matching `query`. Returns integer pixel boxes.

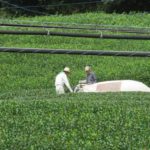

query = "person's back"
[55,72,66,87]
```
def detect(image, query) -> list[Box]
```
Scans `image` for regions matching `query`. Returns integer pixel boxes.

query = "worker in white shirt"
[55,67,73,95]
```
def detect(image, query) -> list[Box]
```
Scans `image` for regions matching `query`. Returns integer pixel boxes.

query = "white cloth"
[56,85,65,95]
[55,72,73,94]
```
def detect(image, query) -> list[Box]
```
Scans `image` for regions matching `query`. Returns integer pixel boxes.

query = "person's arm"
[63,74,73,93]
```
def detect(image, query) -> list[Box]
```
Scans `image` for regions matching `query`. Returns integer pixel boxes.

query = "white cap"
[85,66,91,71]
[64,67,70,73]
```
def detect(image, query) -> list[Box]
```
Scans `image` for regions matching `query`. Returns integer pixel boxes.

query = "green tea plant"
[0,12,150,149]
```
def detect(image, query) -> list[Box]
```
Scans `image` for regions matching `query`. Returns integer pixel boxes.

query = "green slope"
[0,93,150,149]
[0,12,150,149]
[0,13,150,94]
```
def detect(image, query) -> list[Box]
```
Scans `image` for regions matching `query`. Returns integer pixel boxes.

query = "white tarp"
[75,80,150,93]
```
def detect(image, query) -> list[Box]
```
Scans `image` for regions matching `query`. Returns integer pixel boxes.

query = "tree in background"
[0,0,149,16]
[104,0,150,13]
[0,0,100,15]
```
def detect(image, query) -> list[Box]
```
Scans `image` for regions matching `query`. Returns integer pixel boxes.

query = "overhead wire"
[0,0,48,15]
[0,0,103,16]
[1,0,102,9]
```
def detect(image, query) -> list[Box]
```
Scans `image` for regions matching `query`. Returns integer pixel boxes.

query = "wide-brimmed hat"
[64,67,70,73]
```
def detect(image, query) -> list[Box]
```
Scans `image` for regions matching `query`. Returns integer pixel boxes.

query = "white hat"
[64,67,70,73]
[85,66,91,71]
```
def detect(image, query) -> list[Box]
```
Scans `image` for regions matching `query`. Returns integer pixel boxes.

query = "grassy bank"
[0,12,150,149]
[0,93,150,149]
[0,13,150,94]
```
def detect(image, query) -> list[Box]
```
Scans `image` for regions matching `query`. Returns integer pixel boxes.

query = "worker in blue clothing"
[85,65,97,84]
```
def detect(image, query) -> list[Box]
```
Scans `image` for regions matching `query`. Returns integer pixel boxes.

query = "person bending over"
[55,67,73,95]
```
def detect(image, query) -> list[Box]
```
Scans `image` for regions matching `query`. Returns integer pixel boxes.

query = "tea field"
[0,12,150,149]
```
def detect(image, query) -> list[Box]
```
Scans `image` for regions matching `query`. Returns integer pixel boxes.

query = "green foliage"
[0,12,150,149]
[0,93,150,149]
[0,12,150,94]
